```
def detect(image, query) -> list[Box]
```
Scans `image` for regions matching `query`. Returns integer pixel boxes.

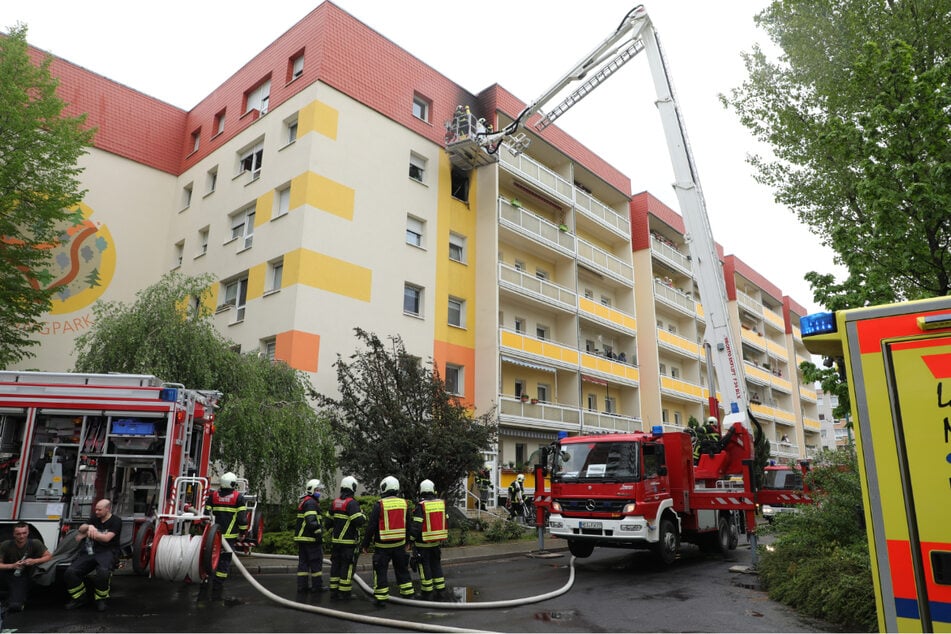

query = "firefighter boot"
[210,580,223,601]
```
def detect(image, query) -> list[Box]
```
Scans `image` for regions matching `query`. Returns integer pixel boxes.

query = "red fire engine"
[0,370,251,581]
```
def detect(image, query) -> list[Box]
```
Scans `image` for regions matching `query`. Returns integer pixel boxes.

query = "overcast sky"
[2,0,843,314]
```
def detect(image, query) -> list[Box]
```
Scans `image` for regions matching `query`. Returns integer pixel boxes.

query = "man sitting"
[0,522,52,612]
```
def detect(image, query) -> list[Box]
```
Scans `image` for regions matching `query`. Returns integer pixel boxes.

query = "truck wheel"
[715,515,731,553]
[653,517,679,565]
[132,520,155,575]
[727,516,739,550]
[567,540,595,558]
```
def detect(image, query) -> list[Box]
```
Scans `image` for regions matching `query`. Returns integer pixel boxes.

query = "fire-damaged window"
[451,169,470,202]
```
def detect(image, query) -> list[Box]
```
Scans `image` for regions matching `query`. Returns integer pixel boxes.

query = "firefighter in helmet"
[508,473,526,521]
[328,476,365,601]
[294,478,326,594]
[696,416,722,461]
[201,472,248,601]
[361,476,414,606]
[409,479,448,599]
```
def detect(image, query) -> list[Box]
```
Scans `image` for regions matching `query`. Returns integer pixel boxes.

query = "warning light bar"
[917,312,951,331]
[800,312,836,337]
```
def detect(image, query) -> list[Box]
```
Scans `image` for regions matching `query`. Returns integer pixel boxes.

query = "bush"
[483,518,525,543]
[757,448,878,632]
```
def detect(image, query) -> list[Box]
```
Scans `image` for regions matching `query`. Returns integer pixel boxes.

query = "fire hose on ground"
[223,541,577,632]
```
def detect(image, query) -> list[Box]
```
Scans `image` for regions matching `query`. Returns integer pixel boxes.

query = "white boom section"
[474,5,750,426]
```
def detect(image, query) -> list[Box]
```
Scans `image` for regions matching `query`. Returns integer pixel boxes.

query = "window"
[268,259,283,293]
[173,241,184,268]
[587,394,597,411]
[445,364,463,396]
[673,411,682,425]
[670,367,680,379]
[584,289,594,300]
[409,153,426,183]
[448,233,466,262]
[514,317,525,334]
[245,79,271,114]
[536,325,549,340]
[206,167,218,195]
[197,227,209,257]
[275,186,291,218]
[537,384,549,403]
[514,380,526,398]
[659,363,667,376]
[403,284,422,316]
[412,94,430,122]
[285,116,299,144]
[181,183,193,210]
[289,52,304,81]
[605,397,616,414]
[600,295,612,307]
[190,129,200,153]
[221,277,248,322]
[238,141,264,179]
[262,339,277,361]
[448,297,465,328]
[514,260,525,272]
[536,268,549,281]
[585,339,595,352]
[214,110,226,136]
[668,324,677,334]
[451,169,470,201]
[515,444,527,467]
[406,216,424,247]
[230,206,255,249]
[662,408,669,423]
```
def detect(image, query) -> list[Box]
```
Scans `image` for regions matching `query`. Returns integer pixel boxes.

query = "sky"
[1,0,844,314]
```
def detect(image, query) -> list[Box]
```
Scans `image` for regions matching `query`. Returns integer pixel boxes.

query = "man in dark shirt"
[64,498,122,612]
[0,522,52,611]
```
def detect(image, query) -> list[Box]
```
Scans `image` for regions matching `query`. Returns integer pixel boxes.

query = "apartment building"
[17,2,819,503]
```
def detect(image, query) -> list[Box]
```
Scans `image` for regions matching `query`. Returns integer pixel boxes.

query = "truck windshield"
[552,441,639,482]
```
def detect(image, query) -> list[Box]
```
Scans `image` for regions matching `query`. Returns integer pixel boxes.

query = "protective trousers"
[64,550,114,604]
[296,541,324,591]
[330,544,356,595]
[414,546,445,594]
[371,546,414,602]
[211,538,236,598]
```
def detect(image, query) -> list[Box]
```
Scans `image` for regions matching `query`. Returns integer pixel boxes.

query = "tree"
[323,328,497,505]
[0,24,95,367]
[722,0,951,311]
[72,272,336,504]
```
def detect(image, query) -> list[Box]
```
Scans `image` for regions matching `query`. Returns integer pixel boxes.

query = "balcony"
[659,376,707,403]
[764,306,785,331]
[800,387,817,402]
[766,339,789,361]
[581,410,643,434]
[498,263,576,313]
[741,327,767,351]
[579,352,639,386]
[650,234,691,276]
[736,291,763,318]
[577,238,633,287]
[499,198,575,258]
[744,362,771,386]
[653,279,697,316]
[498,396,581,431]
[657,329,701,358]
[574,189,630,239]
[498,150,574,205]
[499,329,579,370]
[770,373,793,393]
[578,297,636,336]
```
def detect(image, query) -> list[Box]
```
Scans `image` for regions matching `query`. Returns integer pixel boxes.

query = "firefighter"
[409,479,448,599]
[200,472,248,601]
[361,476,415,606]
[696,416,722,461]
[294,478,326,594]
[508,473,526,521]
[328,475,365,601]
[64,499,122,612]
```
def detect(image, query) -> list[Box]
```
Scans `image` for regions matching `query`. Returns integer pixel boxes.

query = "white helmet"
[220,472,238,489]
[707,416,718,425]
[341,475,358,492]
[516,473,525,482]
[380,475,400,494]
[419,479,435,494]
[306,479,322,494]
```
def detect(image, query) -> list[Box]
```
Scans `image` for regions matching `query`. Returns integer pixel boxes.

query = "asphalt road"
[4,540,835,633]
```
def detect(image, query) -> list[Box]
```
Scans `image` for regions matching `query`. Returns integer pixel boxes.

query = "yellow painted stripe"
[291,172,355,220]
[246,262,267,300]
[284,248,371,301]
[298,100,339,140]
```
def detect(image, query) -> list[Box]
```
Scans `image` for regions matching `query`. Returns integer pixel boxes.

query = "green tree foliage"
[323,328,497,505]
[0,24,95,367]
[722,0,951,310]
[801,358,852,419]
[757,448,877,631]
[72,272,336,504]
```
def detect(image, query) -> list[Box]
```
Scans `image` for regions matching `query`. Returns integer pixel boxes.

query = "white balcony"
[499,198,575,258]
[581,410,643,434]
[498,149,574,204]
[574,189,630,238]
[577,238,633,287]
[653,279,697,315]
[498,396,581,431]
[650,234,691,276]
[498,263,576,312]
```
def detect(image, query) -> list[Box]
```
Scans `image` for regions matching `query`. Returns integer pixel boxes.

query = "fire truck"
[446,4,812,560]
[0,370,252,581]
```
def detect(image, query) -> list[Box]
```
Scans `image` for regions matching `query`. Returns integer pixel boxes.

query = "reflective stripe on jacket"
[294,494,321,542]
[331,496,365,545]
[419,499,448,543]
[376,497,407,544]
[206,489,249,539]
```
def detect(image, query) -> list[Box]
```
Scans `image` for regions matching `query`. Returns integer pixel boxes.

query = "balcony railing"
[657,329,701,357]
[498,150,574,203]
[578,297,636,335]
[764,307,784,330]
[581,410,643,433]
[650,235,691,275]
[498,263,576,312]
[499,198,575,257]
[659,376,707,402]
[499,329,580,369]
[766,339,789,360]
[653,279,697,315]
[577,238,633,286]
[574,189,630,238]
[498,396,581,430]
[736,290,763,317]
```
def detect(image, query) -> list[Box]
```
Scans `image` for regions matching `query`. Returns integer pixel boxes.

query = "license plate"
[580,521,602,529]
